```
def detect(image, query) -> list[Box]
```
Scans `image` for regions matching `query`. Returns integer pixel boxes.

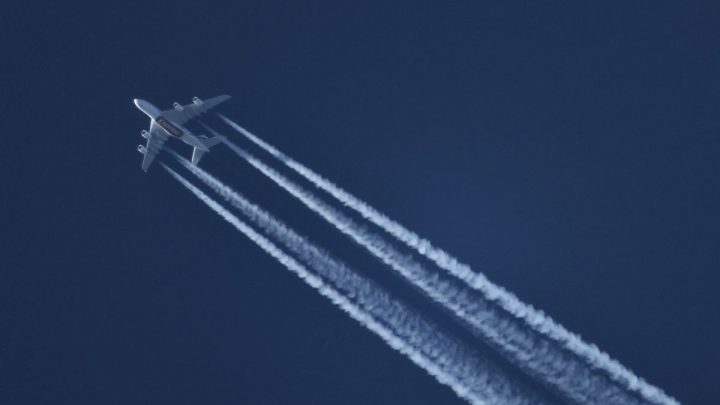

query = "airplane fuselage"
[155,116,184,138]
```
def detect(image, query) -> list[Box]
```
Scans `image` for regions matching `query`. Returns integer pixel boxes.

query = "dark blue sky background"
[2,1,719,404]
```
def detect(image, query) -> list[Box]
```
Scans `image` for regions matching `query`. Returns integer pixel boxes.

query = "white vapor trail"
[218,115,678,405]
[212,116,677,404]
[163,163,544,405]
[209,122,665,404]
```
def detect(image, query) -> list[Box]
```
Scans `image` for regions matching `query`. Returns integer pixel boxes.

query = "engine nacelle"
[173,102,184,111]
[141,129,150,139]
[137,145,146,154]
[192,97,203,105]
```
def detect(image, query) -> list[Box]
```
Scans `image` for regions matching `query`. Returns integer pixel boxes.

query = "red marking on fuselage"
[155,116,184,138]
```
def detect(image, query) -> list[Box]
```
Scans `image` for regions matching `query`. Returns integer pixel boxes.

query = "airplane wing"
[141,124,169,172]
[161,95,231,126]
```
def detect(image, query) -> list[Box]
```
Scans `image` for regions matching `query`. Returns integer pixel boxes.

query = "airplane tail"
[191,135,223,165]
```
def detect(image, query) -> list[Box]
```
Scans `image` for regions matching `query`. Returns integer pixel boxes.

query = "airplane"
[133,95,231,171]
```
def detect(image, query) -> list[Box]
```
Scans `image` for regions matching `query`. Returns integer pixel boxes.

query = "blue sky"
[2,1,719,403]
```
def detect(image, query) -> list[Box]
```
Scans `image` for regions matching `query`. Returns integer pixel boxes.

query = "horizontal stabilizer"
[200,135,223,149]
[191,135,223,165]
[191,147,207,165]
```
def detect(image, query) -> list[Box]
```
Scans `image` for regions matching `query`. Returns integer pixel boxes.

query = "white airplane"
[133,95,231,171]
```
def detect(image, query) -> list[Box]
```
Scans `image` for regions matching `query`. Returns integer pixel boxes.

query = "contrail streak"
[210,133,642,404]
[218,115,678,405]
[163,163,544,405]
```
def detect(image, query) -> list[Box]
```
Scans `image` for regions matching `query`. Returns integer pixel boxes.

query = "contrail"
[162,163,545,405]
[210,134,643,404]
[218,115,678,405]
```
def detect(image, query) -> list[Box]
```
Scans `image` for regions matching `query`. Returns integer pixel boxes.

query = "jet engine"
[173,102,184,111]
[137,145,146,154]
[141,129,150,139]
[192,97,203,105]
